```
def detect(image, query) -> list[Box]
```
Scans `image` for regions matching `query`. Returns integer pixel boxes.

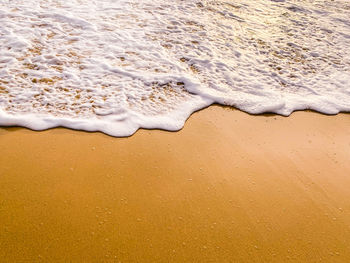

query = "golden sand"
[1,105,350,262]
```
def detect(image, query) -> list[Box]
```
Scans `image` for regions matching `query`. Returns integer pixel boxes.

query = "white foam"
[0,0,349,136]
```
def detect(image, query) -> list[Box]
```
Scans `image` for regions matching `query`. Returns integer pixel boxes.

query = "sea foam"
[0,0,349,136]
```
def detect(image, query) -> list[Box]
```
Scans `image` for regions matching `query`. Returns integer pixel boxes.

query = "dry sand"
[1,105,350,262]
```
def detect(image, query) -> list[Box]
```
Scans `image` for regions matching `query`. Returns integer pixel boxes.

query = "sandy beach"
[1,105,350,262]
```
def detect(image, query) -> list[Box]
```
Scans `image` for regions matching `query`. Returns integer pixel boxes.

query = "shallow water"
[0,0,349,136]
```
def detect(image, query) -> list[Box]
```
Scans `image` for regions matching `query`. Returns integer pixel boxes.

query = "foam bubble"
[0,0,349,136]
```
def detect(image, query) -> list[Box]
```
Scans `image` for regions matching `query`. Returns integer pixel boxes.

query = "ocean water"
[0,0,349,136]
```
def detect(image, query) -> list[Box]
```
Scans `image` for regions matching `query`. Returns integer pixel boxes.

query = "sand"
[1,105,350,262]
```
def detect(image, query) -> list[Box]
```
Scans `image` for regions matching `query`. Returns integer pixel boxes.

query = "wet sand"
[1,105,350,262]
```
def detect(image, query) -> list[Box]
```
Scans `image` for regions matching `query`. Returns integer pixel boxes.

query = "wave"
[0,0,349,136]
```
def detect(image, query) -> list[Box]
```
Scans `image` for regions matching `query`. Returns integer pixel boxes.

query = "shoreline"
[1,105,350,262]
[1,104,349,138]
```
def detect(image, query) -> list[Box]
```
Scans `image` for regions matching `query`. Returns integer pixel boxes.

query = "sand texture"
[1,105,350,262]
